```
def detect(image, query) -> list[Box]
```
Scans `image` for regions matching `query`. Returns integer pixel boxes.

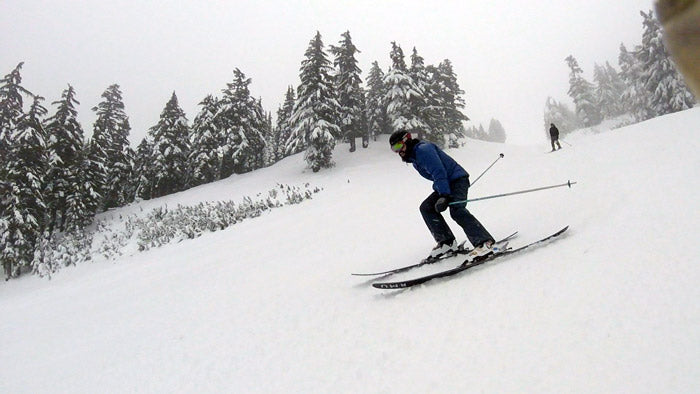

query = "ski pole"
[560,139,572,147]
[470,153,504,187]
[449,180,577,205]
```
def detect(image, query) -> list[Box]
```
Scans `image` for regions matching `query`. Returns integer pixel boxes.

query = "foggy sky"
[1,0,652,145]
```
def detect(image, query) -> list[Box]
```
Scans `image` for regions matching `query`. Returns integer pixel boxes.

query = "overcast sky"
[2,0,653,145]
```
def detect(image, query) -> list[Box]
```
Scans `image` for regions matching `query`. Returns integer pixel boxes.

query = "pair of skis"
[351,231,519,278]
[354,226,569,289]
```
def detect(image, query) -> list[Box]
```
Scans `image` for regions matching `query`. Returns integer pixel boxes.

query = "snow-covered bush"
[28,183,321,278]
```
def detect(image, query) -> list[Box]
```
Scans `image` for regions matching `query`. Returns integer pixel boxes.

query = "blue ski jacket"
[405,141,469,196]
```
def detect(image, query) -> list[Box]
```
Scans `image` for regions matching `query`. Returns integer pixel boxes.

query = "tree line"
[546,10,696,137]
[0,31,469,279]
[464,119,506,143]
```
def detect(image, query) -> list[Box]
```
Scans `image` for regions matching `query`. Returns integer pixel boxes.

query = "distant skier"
[389,130,495,261]
[549,123,562,151]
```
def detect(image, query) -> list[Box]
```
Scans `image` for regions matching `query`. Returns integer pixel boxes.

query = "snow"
[2,108,700,393]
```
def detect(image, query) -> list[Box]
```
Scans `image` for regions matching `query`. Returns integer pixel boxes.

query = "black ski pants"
[551,137,561,151]
[419,176,494,248]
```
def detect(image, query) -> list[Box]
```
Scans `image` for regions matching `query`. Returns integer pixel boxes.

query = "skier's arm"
[417,144,451,195]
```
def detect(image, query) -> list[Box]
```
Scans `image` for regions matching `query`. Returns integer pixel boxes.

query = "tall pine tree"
[637,10,696,116]
[593,62,627,119]
[384,42,427,139]
[0,63,29,183]
[365,61,390,141]
[429,59,468,147]
[408,48,433,142]
[44,85,89,232]
[217,69,267,176]
[251,97,270,170]
[287,31,340,172]
[148,92,190,198]
[89,84,133,210]
[188,94,222,186]
[261,108,274,167]
[132,137,154,200]
[566,55,602,127]
[619,43,653,121]
[331,31,366,152]
[273,86,296,162]
[1,95,48,278]
[63,146,97,232]
[487,118,506,143]
[543,96,581,138]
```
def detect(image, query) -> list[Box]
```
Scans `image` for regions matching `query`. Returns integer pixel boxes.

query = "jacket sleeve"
[416,144,451,195]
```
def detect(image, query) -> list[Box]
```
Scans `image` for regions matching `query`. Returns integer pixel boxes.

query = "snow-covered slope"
[1,108,699,393]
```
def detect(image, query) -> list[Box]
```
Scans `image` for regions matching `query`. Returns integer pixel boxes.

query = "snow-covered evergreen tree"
[261,108,274,166]
[89,84,133,210]
[618,43,654,121]
[63,146,97,231]
[423,64,443,144]
[251,98,270,170]
[637,10,696,116]
[566,55,602,127]
[384,42,427,138]
[594,62,627,119]
[287,31,340,172]
[109,116,134,204]
[465,123,488,141]
[273,86,296,161]
[44,84,89,232]
[0,64,29,275]
[148,92,190,198]
[365,61,390,141]
[357,93,369,149]
[188,94,222,186]
[132,137,154,200]
[477,124,487,140]
[217,68,267,176]
[543,97,581,138]
[487,118,506,143]
[430,59,469,148]
[1,95,48,278]
[331,31,366,152]
[85,137,106,210]
[82,136,104,216]
[0,63,30,183]
[407,47,434,142]
[465,125,475,140]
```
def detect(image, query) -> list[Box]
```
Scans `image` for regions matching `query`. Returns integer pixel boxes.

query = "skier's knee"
[420,199,435,213]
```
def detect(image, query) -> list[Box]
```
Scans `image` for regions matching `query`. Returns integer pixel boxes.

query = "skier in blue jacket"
[390,130,495,261]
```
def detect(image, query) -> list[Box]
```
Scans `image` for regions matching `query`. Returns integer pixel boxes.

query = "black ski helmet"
[389,130,411,146]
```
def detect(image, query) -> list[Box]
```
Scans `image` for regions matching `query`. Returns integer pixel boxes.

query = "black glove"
[434,195,450,212]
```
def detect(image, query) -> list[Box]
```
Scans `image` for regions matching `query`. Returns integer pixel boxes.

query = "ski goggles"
[391,141,405,152]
